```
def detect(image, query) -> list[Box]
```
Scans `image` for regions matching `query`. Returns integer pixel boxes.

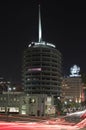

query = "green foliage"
[54,98,62,112]
[81,73,86,84]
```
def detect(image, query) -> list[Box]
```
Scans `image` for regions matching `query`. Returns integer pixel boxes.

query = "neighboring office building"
[62,65,82,103]
[0,92,23,114]
[0,92,55,116]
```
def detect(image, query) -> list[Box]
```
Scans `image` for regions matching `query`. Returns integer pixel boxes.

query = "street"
[0,110,86,130]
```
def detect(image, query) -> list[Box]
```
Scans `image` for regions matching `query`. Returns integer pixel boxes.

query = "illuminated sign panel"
[70,65,81,77]
[46,43,55,48]
[28,68,41,72]
[35,42,45,46]
[28,42,56,48]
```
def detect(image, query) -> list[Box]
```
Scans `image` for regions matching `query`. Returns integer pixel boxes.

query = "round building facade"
[23,42,62,97]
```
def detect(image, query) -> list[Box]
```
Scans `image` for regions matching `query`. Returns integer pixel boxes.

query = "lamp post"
[6,81,10,120]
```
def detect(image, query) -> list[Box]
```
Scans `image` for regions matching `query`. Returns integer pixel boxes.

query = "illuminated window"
[0,107,5,112]
[9,107,19,112]
[14,98,16,101]
[21,105,26,109]
[0,97,3,100]
[4,97,6,100]
[21,110,26,115]
[29,98,36,103]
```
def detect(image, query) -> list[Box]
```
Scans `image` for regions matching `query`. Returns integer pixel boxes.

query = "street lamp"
[6,81,11,119]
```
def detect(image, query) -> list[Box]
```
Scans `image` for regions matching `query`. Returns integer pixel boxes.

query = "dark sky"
[0,1,86,84]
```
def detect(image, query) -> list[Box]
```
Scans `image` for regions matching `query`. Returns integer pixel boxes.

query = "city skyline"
[0,1,86,83]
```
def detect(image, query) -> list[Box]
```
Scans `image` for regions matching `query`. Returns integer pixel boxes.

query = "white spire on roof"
[38,5,42,42]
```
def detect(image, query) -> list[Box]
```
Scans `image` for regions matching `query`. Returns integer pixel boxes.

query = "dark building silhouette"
[23,41,62,96]
[22,5,62,97]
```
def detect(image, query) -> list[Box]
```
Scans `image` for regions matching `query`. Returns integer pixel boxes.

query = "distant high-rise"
[22,5,62,97]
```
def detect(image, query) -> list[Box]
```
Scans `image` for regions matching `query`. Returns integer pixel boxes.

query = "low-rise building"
[0,92,56,116]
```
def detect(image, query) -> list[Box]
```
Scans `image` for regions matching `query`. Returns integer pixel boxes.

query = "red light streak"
[0,110,86,130]
[0,121,79,130]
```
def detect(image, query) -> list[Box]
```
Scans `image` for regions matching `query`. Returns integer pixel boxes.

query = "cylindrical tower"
[23,42,62,97]
[22,5,62,116]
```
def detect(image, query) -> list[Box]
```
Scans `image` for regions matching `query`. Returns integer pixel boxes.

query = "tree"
[81,73,86,84]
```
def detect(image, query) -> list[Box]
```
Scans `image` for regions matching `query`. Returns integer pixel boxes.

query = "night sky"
[0,1,86,84]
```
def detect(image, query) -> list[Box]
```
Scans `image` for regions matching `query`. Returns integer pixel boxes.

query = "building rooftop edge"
[28,41,56,48]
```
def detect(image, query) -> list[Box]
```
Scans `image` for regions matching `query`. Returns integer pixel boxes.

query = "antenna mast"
[39,5,42,42]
